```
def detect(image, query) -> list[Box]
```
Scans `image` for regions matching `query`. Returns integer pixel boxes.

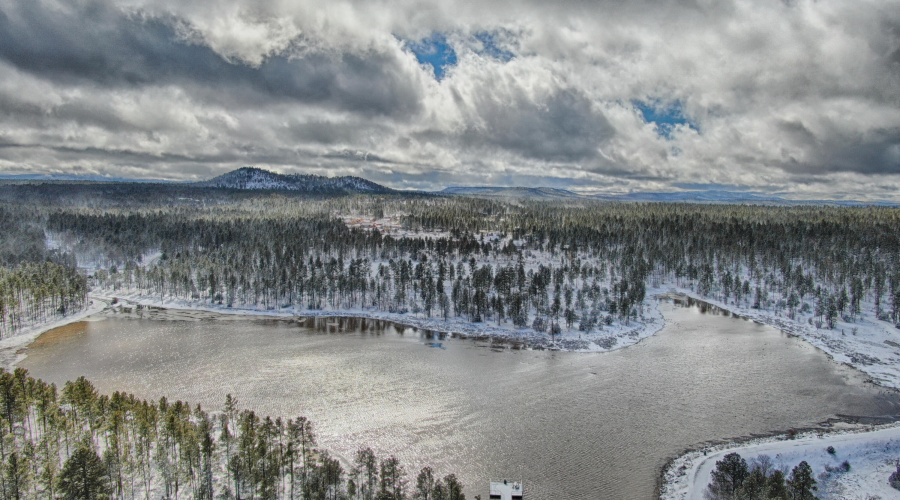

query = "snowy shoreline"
[80,288,667,353]
[20,284,900,380]
[656,286,900,499]
[659,423,900,500]
[0,297,109,371]
[662,286,900,390]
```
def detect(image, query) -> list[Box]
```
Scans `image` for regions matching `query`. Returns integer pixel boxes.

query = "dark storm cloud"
[810,133,900,176]
[772,119,900,176]
[463,88,614,162]
[15,143,243,165]
[0,1,422,117]
[321,149,398,164]
[0,90,148,134]
[776,120,818,149]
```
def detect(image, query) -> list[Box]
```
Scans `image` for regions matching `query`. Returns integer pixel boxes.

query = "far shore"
[63,287,669,353]
[5,289,667,372]
[12,285,900,386]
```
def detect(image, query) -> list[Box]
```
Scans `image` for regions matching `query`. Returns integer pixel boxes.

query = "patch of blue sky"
[473,32,515,62]
[404,34,457,81]
[633,99,699,139]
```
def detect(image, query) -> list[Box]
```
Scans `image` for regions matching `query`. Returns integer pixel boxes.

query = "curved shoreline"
[658,420,900,500]
[13,288,900,499]
[4,288,669,375]
[0,297,109,371]
[663,287,900,389]
[655,287,900,499]
[74,289,668,353]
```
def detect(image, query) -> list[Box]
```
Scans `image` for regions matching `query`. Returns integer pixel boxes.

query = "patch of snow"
[140,250,163,267]
[661,424,900,500]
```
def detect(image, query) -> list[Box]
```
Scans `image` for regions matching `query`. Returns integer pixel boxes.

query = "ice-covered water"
[21,298,900,499]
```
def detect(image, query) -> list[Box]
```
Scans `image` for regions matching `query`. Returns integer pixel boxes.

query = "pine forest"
[2,182,900,499]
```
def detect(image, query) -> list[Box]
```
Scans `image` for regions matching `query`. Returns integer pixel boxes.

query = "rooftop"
[489,480,523,500]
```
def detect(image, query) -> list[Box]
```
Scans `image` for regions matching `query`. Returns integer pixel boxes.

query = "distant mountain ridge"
[440,185,782,202]
[1,169,895,205]
[440,186,583,199]
[592,189,784,203]
[439,185,898,206]
[0,173,171,183]
[196,167,394,194]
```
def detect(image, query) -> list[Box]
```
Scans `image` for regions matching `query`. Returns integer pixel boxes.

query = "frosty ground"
[660,424,900,500]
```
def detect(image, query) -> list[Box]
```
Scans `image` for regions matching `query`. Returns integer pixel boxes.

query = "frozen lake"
[21,297,900,499]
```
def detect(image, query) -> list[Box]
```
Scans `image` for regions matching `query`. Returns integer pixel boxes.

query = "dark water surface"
[21,298,900,499]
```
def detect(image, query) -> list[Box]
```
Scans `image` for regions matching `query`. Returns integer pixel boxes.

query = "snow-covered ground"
[661,424,900,500]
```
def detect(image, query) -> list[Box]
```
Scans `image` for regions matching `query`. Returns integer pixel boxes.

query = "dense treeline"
[3,189,900,342]
[0,205,86,338]
[33,195,900,341]
[53,208,647,337]
[0,208,48,266]
[0,262,88,338]
[706,452,820,500]
[0,182,434,210]
[0,368,463,500]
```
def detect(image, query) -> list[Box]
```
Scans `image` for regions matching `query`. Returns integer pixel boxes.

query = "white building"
[489,480,523,500]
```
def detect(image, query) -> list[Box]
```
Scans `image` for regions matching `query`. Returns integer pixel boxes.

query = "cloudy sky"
[0,0,899,199]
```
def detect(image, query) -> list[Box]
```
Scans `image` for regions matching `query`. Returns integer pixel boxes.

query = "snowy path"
[661,424,900,500]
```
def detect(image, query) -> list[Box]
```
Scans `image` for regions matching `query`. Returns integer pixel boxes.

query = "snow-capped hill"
[203,168,294,190]
[198,167,394,194]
